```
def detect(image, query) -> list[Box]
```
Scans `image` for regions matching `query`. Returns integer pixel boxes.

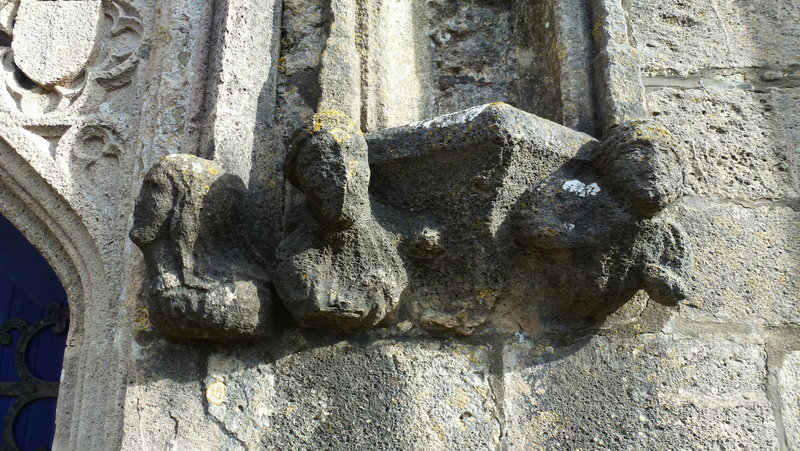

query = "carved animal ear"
[640,220,692,305]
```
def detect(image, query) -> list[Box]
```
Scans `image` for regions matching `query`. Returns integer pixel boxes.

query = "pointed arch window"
[0,214,69,451]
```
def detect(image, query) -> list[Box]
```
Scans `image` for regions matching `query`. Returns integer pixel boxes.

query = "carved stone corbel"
[130,155,276,339]
[274,111,408,330]
[129,104,692,338]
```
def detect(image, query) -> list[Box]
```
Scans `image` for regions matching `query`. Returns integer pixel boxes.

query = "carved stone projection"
[274,112,408,330]
[130,155,276,339]
[368,103,691,333]
[130,104,692,338]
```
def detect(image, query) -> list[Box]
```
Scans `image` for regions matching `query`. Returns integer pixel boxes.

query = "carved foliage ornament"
[131,104,693,339]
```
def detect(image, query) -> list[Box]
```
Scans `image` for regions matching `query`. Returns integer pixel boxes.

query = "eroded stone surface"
[779,351,800,448]
[504,333,777,449]
[130,154,276,338]
[204,339,500,450]
[370,104,692,333]
[674,198,800,326]
[12,0,102,87]
[647,87,800,201]
[275,111,407,330]
[122,338,237,450]
[629,0,800,76]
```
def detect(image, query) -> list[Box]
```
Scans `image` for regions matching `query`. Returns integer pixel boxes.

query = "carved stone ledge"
[130,104,692,338]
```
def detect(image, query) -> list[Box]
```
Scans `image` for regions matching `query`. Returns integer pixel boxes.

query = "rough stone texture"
[130,154,276,338]
[673,198,800,326]
[131,103,692,337]
[12,0,103,87]
[552,0,596,134]
[203,337,501,450]
[122,337,236,449]
[504,333,778,449]
[591,0,647,132]
[0,0,794,449]
[369,104,691,333]
[629,0,800,76]
[359,0,432,130]
[647,87,800,201]
[275,112,407,330]
[779,351,800,448]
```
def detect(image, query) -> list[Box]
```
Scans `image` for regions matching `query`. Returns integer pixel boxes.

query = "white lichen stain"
[562,179,601,197]
[410,104,489,129]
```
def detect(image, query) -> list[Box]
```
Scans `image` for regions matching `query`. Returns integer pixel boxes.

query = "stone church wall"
[0,0,796,449]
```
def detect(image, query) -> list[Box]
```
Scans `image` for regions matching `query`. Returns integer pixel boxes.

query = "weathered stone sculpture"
[129,103,691,337]
[367,103,692,332]
[508,120,691,324]
[130,155,275,338]
[274,111,408,330]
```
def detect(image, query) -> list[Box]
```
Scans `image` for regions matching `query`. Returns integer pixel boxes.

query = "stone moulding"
[130,103,692,339]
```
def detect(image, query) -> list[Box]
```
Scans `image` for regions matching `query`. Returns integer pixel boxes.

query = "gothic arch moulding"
[0,136,124,448]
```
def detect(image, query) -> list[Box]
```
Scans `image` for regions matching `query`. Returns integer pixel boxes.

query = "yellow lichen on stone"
[310,110,361,136]
[477,289,498,305]
[133,307,150,331]
[347,158,359,177]
[330,127,352,144]
[646,125,672,139]
[447,387,472,410]
[206,380,226,405]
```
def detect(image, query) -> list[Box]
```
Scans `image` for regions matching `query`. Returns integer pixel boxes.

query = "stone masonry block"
[504,333,777,449]
[122,339,233,450]
[779,351,800,448]
[629,0,800,76]
[647,87,800,201]
[673,198,799,326]
[204,339,501,450]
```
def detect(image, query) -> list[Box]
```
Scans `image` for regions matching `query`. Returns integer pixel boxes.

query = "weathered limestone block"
[779,351,800,448]
[647,87,800,201]
[275,111,407,330]
[368,103,585,333]
[672,198,800,326]
[130,104,691,337]
[130,154,276,339]
[504,333,778,449]
[369,103,691,333]
[629,0,800,76]
[122,338,236,449]
[508,120,691,321]
[203,339,500,449]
